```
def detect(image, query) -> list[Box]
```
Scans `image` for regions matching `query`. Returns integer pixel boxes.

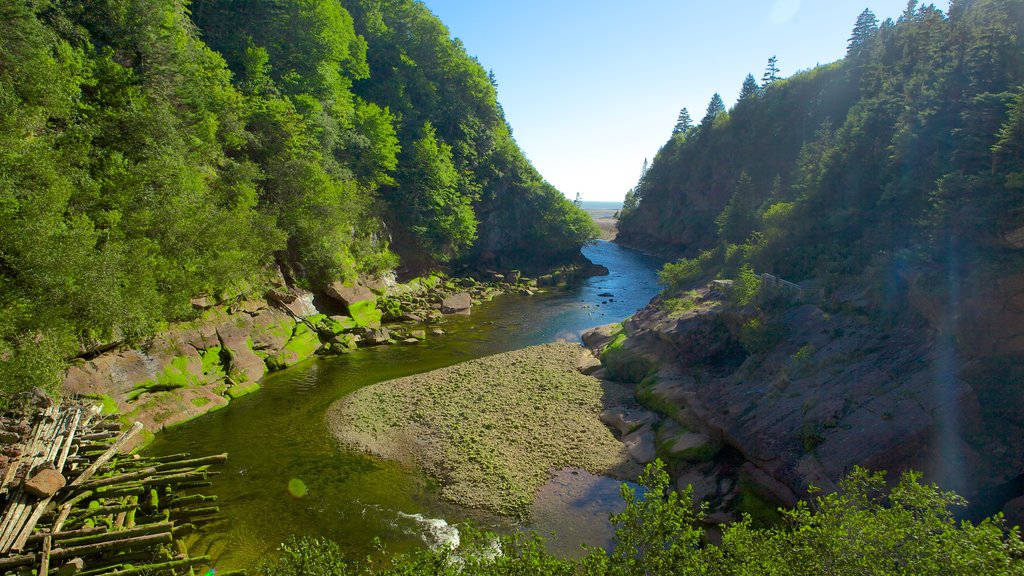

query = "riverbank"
[328,342,641,518]
[61,263,603,450]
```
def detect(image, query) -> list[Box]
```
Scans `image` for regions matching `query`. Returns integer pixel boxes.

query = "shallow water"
[143,241,662,568]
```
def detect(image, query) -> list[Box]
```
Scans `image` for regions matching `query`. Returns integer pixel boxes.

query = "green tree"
[847,8,880,56]
[761,55,781,86]
[673,107,693,134]
[738,73,761,101]
[701,93,726,129]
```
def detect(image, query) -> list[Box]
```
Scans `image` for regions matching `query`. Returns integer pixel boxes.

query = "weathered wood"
[57,522,173,548]
[50,489,93,535]
[142,470,209,487]
[169,506,219,520]
[38,535,50,576]
[167,494,217,507]
[152,453,227,472]
[90,554,212,576]
[76,467,157,491]
[50,531,172,559]
[26,525,104,543]
[67,422,143,488]
[56,408,82,472]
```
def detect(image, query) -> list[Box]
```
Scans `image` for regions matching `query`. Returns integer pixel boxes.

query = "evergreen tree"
[738,73,761,101]
[762,55,781,87]
[700,93,726,129]
[847,8,880,56]
[673,108,693,135]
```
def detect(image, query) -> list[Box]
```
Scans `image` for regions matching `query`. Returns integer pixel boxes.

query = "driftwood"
[0,399,228,575]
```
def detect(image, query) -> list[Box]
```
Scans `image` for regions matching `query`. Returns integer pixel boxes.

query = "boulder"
[582,324,619,352]
[410,330,427,340]
[24,468,66,498]
[441,293,472,315]
[326,282,376,308]
[363,327,392,346]
[266,288,318,318]
[576,350,603,375]
[622,425,657,464]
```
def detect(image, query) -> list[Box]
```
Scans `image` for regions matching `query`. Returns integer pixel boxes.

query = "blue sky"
[418,0,922,202]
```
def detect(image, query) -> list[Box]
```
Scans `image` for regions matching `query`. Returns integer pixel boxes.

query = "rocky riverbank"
[61,261,606,450]
[327,342,643,518]
[583,275,1024,526]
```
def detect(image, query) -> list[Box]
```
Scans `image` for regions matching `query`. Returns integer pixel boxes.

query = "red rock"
[441,293,472,315]
[24,468,66,498]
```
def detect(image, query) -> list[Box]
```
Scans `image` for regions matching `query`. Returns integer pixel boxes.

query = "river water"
[143,241,663,569]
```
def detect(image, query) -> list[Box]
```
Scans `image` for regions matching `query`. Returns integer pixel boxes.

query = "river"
[143,240,663,569]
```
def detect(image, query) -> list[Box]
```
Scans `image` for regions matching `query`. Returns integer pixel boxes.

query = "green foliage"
[258,536,348,576]
[658,256,707,292]
[0,0,595,400]
[258,462,1024,575]
[730,265,761,306]
[660,290,701,316]
[619,0,1024,298]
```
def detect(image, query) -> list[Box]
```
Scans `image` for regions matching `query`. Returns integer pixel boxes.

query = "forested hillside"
[619,0,1023,297]
[0,0,596,398]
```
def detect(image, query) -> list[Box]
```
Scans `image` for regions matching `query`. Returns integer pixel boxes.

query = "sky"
[417,0,923,203]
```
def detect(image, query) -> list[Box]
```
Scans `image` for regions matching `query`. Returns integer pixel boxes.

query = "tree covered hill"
[0,0,596,397]
[618,0,1023,295]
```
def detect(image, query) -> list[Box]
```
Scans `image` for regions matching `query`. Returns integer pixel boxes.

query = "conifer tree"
[673,108,693,135]
[701,93,726,128]
[761,55,781,87]
[847,8,879,56]
[738,73,761,101]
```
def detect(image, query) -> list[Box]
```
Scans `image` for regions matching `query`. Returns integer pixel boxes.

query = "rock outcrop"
[588,281,1011,521]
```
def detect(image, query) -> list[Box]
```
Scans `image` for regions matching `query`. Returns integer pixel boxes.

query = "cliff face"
[598,280,1024,522]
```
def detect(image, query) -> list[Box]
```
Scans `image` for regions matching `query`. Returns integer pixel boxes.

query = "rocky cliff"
[587,277,1024,525]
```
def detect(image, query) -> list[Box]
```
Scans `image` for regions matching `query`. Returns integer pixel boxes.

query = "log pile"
[0,394,235,575]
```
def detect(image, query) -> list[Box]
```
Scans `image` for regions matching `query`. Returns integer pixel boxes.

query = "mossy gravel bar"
[327,342,635,518]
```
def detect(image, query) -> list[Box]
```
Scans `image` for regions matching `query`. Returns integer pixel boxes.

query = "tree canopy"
[0,0,596,401]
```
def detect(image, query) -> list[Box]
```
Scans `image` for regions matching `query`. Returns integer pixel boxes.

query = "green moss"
[348,299,382,328]
[268,322,323,369]
[130,355,200,400]
[84,393,120,414]
[601,334,655,384]
[191,396,212,408]
[318,315,357,336]
[226,381,261,400]
[200,346,227,381]
[737,478,784,528]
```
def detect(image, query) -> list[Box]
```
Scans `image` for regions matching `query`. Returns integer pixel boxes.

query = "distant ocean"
[580,200,621,220]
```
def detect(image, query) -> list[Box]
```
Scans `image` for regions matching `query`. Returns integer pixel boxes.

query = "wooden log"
[144,452,192,463]
[49,490,93,534]
[73,431,119,443]
[141,470,208,487]
[87,554,212,576]
[0,494,29,552]
[67,503,137,521]
[152,453,227,472]
[169,505,219,520]
[38,534,51,576]
[0,496,32,552]
[50,531,172,560]
[11,495,56,551]
[67,422,143,488]
[0,550,34,570]
[56,522,173,548]
[56,408,82,472]
[167,494,218,507]
[26,525,104,543]
[75,467,157,491]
